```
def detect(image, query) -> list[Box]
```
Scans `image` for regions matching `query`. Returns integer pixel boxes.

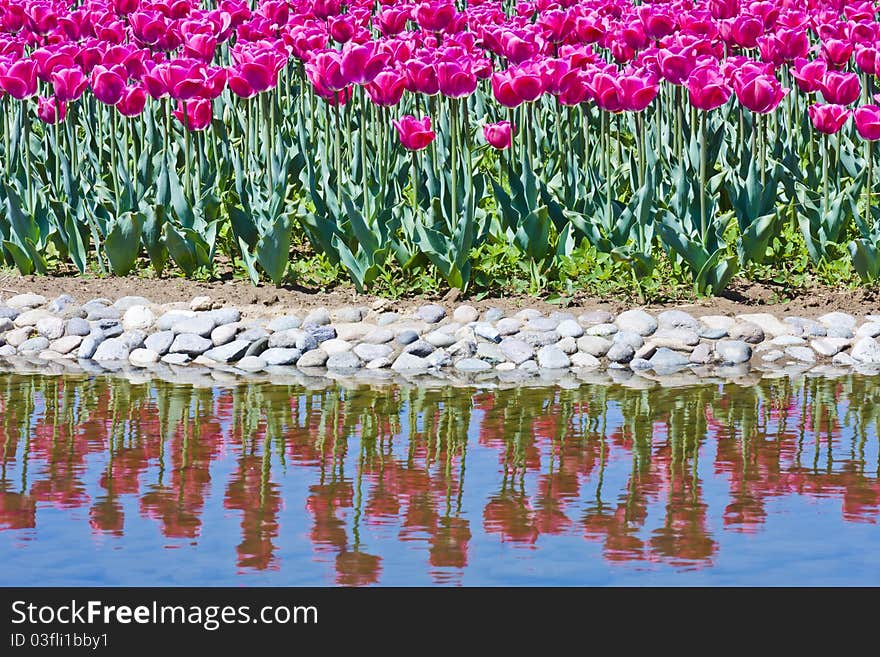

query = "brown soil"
[1,271,879,320]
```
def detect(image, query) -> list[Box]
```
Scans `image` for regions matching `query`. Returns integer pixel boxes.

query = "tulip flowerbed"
[3,0,880,296]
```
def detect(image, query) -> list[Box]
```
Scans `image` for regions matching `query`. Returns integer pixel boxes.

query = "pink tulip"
[638,6,675,41]
[173,99,212,131]
[403,59,439,95]
[731,16,763,49]
[37,96,65,124]
[855,105,880,141]
[734,72,788,114]
[776,28,810,62]
[855,46,879,76]
[619,75,659,112]
[791,58,827,93]
[393,115,436,151]
[589,72,624,113]
[808,104,851,135]
[376,9,410,37]
[91,64,127,105]
[365,70,406,106]
[340,42,389,86]
[305,52,347,93]
[483,121,514,149]
[658,49,697,85]
[820,71,861,106]
[436,61,477,98]
[415,2,456,32]
[0,59,37,99]
[708,0,739,20]
[51,67,87,102]
[686,65,732,111]
[116,85,147,117]
[822,39,854,67]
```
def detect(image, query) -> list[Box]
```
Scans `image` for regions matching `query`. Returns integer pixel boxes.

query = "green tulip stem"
[360,89,369,219]
[700,110,707,240]
[603,110,611,226]
[867,140,873,230]
[22,103,32,210]
[110,109,119,206]
[822,133,829,218]
[450,98,459,231]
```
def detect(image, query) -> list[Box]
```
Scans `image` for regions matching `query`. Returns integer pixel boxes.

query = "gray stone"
[453,358,491,372]
[396,329,419,345]
[426,330,456,348]
[475,342,505,363]
[515,309,542,321]
[650,348,691,371]
[129,348,160,367]
[771,335,806,346]
[657,310,700,332]
[811,338,850,357]
[47,294,75,313]
[474,323,501,343]
[304,307,331,326]
[161,353,190,365]
[606,342,635,363]
[363,328,394,345]
[818,312,857,329]
[92,338,130,361]
[557,336,578,354]
[699,315,736,331]
[205,308,241,326]
[95,319,122,338]
[729,321,765,344]
[484,307,505,322]
[211,324,238,347]
[121,330,146,350]
[113,296,151,311]
[629,358,653,371]
[518,360,539,372]
[452,305,479,324]
[353,343,393,361]
[122,305,155,332]
[576,336,612,357]
[172,315,216,337]
[366,357,393,369]
[86,306,121,321]
[336,307,367,324]
[306,325,337,343]
[156,311,195,331]
[570,352,601,369]
[262,348,302,366]
[826,326,854,339]
[326,351,362,370]
[856,322,880,338]
[268,328,302,348]
[762,350,784,362]
[634,343,657,360]
[613,330,644,350]
[579,310,615,325]
[698,327,728,339]
[0,317,11,333]
[267,315,302,332]
[448,339,476,357]
[537,345,571,369]
[615,309,657,336]
[6,293,46,309]
[689,342,713,364]
[35,316,64,340]
[785,346,816,363]
[496,318,522,336]
[295,333,319,352]
[190,296,213,311]
[14,309,49,327]
[82,298,112,312]
[170,333,212,356]
[519,331,559,347]
[715,340,752,364]
[652,328,701,347]
[416,304,446,324]
[404,340,434,357]
[738,313,798,337]
[18,336,50,353]
[495,361,517,371]
[586,323,618,336]
[65,317,90,337]
[391,353,429,371]
[556,319,584,338]
[77,334,102,359]
[377,312,399,326]
[321,338,352,356]
[204,340,251,363]
[424,350,451,368]
[144,331,174,355]
[851,337,880,364]
[236,356,268,371]
[0,306,19,321]
[526,317,559,332]
[832,352,857,366]
[238,327,270,343]
[0,345,15,357]
[5,327,31,347]
[245,337,269,357]
[297,349,329,368]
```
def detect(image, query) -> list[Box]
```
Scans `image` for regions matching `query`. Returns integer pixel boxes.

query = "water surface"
[1,372,878,586]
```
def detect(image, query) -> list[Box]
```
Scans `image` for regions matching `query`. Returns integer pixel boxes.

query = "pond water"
[0,371,878,586]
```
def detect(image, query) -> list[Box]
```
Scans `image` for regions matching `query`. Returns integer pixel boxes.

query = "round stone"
[295,333,319,353]
[657,310,700,331]
[47,294,75,313]
[613,330,645,350]
[122,305,155,332]
[262,348,302,366]
[236,356,268,371]
[715,340,752,364]
[18,336,50,353]
[129,348,160,367]
[363,328,394,344]
[211,323,238,346]
[500,338,533,364]
[112,296,151,311]
[606,342,636,363]
[6,293,46,309]
[416,304,446,324]
[455,358,492,372]
[205,308,241,326]
[570,352,600,369]
[689,342,713,364]
[377,312,399,326]
[615,309,657,336]
[826,326,854,339]
[14,309,50,327]
[335,306,366,323]
[404,340,434,357]
[474,324,501,343]
[537,345,571,369]
[586,323,618,336]
[396,329,419,345]
[65,317,91,337]
[557,336,578,354]
[204,340,251,363]
[161,353,190,365]
[476,343,505,363]
[785,346,816,363]
[391,353,429,371]
[267,315,302,332]
[304,307,331,326]
[579,310,614,326]
[245,337,269,357]
[650,348,691,371]
[297,349,329,367]
[170,333,212,356]
[526,317,559,332]
[762,350,784,363]
[307,325,337,343]
[156,311,195,331]
[453,305,479,324]
[172,315,216,337]
[818,312,857,329]
[144,331,174,355]
[698,327,728,339]
[353,343,394,361]
[729,321,765,344]
[321,338,352,356]
[426,330,456,348]
[92,338,130,361]
[77,334,102,359]
[483,308,505,322]
[851,337,880,363]
[35,316,65,340]
[366,357,393,369]
[496,318,522,336]
[518,360,539,372]
[771,335,806,346]
[326,351,362,370]
[577,336,612,357]
[556,319,584,338]
[189,296,213,311]
[811,338,850,357]
[856,322,880,338]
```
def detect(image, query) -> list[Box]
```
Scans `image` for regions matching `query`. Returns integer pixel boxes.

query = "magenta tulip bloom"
[734,73,788,114]
[658,49,696,85]
[731,16,763,49]
[50,66,87,102]
[483,121,514,149]
[91,65,126,105]
[305,52,346,93]
[808,104,851,135]
[116,85,146,117]
[340,42,388,86]
[791,58,827,93]
[819,71,861,106]
[436,61,477,98]
[0,59,37,99]
[856,46,879,76]
[415,2,457,32]
[822,39,853,67]
[365,70,406,107]
[854,105,880,141]
[619,75,659,112]
[173,99,212,131]
[403,59,439,95]
[686,66,732,111]
[393,115,436,151]
[589,72,624,112]
[37,96,66,124]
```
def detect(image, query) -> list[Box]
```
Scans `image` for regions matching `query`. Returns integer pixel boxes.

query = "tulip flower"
[91,64,126,105]
[437,61,477,98]
[483,121,514,149]
[854,105,880,141]
[393,115,436,151]
[36,96,66,124]
[734,72,788,114]
[686,65,732,111]
[116,85,146,117]
[791,58,827,93]
[819,71,861,106]
[0,59,37,99]
[51,66,87,102]
[340,42,388,86]
[173,99,213,132]
[822,39,854,67]
[808,104,851,135]
[365,70,406,106]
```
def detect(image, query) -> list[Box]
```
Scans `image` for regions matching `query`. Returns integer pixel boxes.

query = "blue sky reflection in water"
[0,372,878,586]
